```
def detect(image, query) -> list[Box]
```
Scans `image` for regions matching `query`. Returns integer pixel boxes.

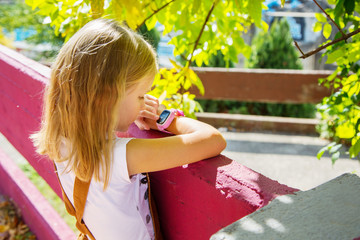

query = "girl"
[32,18,226,240]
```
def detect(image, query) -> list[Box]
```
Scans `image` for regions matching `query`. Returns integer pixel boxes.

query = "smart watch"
[156,109,184,133]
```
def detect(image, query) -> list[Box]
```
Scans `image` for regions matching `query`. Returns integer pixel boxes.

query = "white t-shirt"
[55,137,155,240]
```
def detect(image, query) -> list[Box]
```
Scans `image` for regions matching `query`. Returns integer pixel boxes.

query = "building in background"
[263,0,333,70]
[235,0,333,70]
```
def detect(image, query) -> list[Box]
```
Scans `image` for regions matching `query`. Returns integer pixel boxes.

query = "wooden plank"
[195,112,319,135]
[192,67,334,103]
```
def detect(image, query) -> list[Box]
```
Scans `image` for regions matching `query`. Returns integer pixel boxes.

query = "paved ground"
[1,131,360,191]
[221,130,360,191]
[211,173,360,240]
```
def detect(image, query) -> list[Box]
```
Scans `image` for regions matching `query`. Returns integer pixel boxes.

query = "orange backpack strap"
[146,173,163,240]
[54,163,96,240]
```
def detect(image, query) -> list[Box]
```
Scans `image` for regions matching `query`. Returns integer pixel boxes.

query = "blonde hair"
[32,18,157,188]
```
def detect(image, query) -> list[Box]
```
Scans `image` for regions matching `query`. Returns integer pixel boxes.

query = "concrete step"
[211,173,360,240]
[221,131,360,191]
[196,112,319,135]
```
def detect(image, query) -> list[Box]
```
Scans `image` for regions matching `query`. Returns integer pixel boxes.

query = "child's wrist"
[156,109,184,133]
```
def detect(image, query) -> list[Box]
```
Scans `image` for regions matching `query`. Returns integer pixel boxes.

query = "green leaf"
[351,94,360,104]
[317,146,327,159]
[336,122,355,138]
[169,58,182,70]
[347,47,360,63]
[326,68,340,81]
[281,0,285,7]
[331,151,340,164]
[334,0,345,19]
[228,45,239,63]
[188,68,205,95]
[315,13,327,23]
[326,48,344,64]
[349,139,360,158]
[329,144,342,154]
[323,23,332,39]
[163,23,173,36]
[313,22,323,32]
[261,20,269,31]
[145,16,157,31]
[191,0,201,15]
[344,0,355,15]
[248,0,262,27]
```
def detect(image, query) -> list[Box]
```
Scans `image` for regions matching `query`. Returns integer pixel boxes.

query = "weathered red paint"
[0,45,62,197]
[1,44,298,239]
[0,148,76,240]
[123,124,298,239]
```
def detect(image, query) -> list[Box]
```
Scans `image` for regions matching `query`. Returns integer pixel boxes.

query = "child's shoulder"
[114,136,133,146]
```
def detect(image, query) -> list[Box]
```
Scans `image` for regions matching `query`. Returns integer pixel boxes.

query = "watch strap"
[157,109,184,133]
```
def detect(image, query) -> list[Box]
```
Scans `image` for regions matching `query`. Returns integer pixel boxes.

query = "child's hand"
[135,94,162,130]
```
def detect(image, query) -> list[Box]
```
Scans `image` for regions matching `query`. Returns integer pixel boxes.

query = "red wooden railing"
[0,44,302,239]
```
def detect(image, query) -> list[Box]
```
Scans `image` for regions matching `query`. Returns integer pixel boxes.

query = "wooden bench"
[0,44,298,240]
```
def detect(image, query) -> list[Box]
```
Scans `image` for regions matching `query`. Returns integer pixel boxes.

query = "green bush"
[233,17,315,118]
[137,24,161,51]
[197,99,316,118]
[179,50,235,68]
[0,0,64,62]
[197,18,315,119]
[246,17,302,69]
[195,19,315,118]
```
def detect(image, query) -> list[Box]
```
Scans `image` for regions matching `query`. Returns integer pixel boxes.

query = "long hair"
[32,19,157,188]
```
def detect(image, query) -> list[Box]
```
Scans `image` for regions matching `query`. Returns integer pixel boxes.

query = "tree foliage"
[314,0,360,162]
[0,28,13,48]
[244,18,315,119]
[247,18,302,69]
[0,0,64,47]
[25,0,268,118]
[137,24,161,51]
[8,0,360,162]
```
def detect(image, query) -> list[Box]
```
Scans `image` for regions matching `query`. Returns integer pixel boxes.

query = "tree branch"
[187,1,216,66]
[299,28,360,59]
[178,1,217,95]
[166,32,190,62]
[135,0,176,31]
[294,41,305,56]
[313,0,346,38]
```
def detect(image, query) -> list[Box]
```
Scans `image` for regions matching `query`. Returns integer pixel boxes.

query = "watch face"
[157,110,171,124]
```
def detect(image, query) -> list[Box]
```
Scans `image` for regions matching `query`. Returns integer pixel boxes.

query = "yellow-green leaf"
[315,13,327,23]
[192,0,201,15]
[188,68,204,95]
[90,0,104,18]
[163,23,173,36]
[313,22,322,32]
[248,0,262,27]
[323,23,332,39]
[336,122,355,139]
[326,48,344,64]
[281,0,286,7]
[261,20,269,31]
[145,16,157,31]
[169,58,182,70]
[349,138,360,158]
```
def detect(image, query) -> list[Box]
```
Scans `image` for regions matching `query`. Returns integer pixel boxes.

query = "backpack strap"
[146,173,163,240]
[55,163,162,240]
[54,163,96,240]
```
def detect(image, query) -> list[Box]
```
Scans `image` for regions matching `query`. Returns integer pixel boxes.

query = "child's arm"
[126,115,227,175]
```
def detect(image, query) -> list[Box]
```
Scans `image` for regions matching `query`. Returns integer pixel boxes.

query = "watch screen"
[157,110,171,124]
